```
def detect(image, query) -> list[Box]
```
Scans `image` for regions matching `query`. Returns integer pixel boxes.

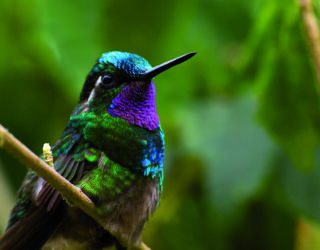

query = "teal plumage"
[0,51,196,250]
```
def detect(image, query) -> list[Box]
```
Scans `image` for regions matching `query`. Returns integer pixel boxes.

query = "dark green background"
[1,0,320,249]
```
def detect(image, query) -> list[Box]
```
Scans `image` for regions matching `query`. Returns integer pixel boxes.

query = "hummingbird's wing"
[0,188,66,250]
[0,128,100,250]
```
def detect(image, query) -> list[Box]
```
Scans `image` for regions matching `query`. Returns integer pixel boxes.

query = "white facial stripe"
[88,76,102,102]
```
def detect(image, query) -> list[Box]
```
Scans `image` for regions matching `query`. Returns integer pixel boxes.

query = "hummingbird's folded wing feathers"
[0,129,98,250]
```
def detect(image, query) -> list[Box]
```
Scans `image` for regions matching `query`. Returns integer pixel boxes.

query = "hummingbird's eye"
[100,75,115,88]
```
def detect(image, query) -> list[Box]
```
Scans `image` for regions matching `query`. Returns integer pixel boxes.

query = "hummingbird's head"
[80,51,196,130]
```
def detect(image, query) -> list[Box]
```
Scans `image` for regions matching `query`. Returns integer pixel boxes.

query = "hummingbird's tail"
[0,202,66,250]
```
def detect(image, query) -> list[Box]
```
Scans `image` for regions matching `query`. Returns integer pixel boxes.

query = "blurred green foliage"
[1,0,320,249]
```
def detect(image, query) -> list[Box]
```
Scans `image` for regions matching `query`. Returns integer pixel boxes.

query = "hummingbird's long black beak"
[141,52,196,80]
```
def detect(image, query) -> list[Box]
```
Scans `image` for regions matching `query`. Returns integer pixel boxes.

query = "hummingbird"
[0,51,196,249]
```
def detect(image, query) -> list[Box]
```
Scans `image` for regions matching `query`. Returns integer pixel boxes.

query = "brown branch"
[298,0,320,90]
[0,124,149,250]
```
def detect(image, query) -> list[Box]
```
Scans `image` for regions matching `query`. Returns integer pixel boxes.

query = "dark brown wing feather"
[0,203,66,250]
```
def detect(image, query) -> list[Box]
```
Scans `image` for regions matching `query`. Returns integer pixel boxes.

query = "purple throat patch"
[108,81,159,130]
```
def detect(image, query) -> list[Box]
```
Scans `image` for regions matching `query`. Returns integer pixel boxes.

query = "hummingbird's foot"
[62,186,84,207]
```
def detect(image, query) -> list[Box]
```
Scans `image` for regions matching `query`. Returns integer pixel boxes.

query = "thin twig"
[0,124,149,250]
[298,0,320,91]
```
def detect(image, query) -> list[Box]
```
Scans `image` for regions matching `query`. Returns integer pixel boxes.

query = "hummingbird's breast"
[69,104,165,174]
